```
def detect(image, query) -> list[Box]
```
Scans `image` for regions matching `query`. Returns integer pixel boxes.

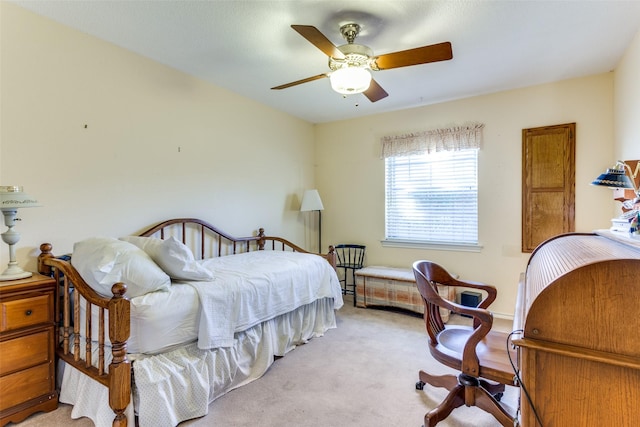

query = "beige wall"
[0,3,317,271]
[315,74,615,317]
[614,27,640,159]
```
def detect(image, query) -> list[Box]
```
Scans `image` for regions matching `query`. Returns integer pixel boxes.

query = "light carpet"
[14,296,517,427]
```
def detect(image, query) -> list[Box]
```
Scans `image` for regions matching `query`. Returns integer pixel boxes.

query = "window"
[385,149,478,247]
[381,123,483,250]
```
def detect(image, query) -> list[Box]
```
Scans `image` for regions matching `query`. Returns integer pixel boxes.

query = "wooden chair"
[412,260,517,427]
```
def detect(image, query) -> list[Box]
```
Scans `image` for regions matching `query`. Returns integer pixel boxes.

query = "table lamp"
[0,186,42,281]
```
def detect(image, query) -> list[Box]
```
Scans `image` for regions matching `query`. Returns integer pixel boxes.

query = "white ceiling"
[11,0,640,124]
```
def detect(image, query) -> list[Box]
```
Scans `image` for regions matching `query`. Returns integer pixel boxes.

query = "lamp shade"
[300,189,324,212]
[591,163,636,189]
[330,67,371,95]
[0,186,41,209]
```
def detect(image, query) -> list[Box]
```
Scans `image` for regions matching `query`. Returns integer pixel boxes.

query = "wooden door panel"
[529,134,565,188]
[526,192,565,247]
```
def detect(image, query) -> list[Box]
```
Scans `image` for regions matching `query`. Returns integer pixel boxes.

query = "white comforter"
[192,250,343,349]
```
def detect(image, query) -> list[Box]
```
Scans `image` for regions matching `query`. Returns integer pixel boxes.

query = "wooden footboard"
[37,218,334,427]
[38,244,131,427]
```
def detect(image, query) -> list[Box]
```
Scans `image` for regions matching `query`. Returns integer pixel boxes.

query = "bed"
[37,218,343,427]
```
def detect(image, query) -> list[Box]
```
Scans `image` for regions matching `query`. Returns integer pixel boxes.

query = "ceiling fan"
[271,23,453,102]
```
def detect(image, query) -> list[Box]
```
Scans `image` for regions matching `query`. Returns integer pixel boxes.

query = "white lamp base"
[0,264,32,281]
[1,207,33,282]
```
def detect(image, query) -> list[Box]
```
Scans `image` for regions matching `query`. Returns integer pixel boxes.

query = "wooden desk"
[513,232,640,426]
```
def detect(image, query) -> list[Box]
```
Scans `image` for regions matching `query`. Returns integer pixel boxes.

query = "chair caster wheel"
[493,392,503,402]
[416,380,425,390]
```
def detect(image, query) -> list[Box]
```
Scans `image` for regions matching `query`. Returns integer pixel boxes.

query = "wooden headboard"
[138,217,336,268]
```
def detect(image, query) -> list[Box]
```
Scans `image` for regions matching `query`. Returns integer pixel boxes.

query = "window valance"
[381,123,484,158]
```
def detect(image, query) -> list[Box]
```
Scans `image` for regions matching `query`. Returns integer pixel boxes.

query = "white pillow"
[72,237,171,298]
[120,236,214,281]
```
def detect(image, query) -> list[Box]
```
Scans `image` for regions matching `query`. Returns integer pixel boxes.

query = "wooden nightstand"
[0,273,58,425]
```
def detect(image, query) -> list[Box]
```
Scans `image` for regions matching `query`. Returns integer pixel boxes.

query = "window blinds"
[385,148,479,245]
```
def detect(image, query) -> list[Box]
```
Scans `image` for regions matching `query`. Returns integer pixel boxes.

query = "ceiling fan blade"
[373,42,453,70]
[363,79,389,103]
[271,73,328,90]
[291,25,345,59]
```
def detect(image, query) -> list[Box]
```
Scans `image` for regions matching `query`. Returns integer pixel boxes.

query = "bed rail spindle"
[73,290,80,361]
[62,273,71,355]
[85,299,92,368]
[98,307,105,375]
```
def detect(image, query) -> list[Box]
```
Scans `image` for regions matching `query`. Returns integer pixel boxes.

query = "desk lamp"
[591,161,640,232]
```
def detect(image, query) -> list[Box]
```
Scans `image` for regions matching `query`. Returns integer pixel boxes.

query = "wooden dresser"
[0,273,58,425]
[513,231,640,427]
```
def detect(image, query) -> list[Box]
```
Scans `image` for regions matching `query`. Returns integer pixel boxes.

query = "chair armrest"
[460,306,494,376]
[441,298,494,377]
[442,298,494,325]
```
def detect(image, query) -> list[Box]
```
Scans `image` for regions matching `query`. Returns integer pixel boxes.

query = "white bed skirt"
[59,297,338,427]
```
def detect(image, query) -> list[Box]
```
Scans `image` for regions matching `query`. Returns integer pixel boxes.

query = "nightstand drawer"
[0,363,52,411]
[0,329,51,376]
[0,294,52,332]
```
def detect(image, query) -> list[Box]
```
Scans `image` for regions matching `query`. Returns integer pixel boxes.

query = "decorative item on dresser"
[0,274,58,426]
[37,218,342,427]
[513,231,640,426]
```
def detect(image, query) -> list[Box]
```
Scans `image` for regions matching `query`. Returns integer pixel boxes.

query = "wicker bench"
[355,266,455,321]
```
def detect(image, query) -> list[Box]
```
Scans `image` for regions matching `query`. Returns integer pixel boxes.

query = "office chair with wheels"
[412,260,518,427]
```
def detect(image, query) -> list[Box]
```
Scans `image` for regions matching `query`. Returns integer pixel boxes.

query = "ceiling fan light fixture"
[275,24,452,103]
[330,67,372,95]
